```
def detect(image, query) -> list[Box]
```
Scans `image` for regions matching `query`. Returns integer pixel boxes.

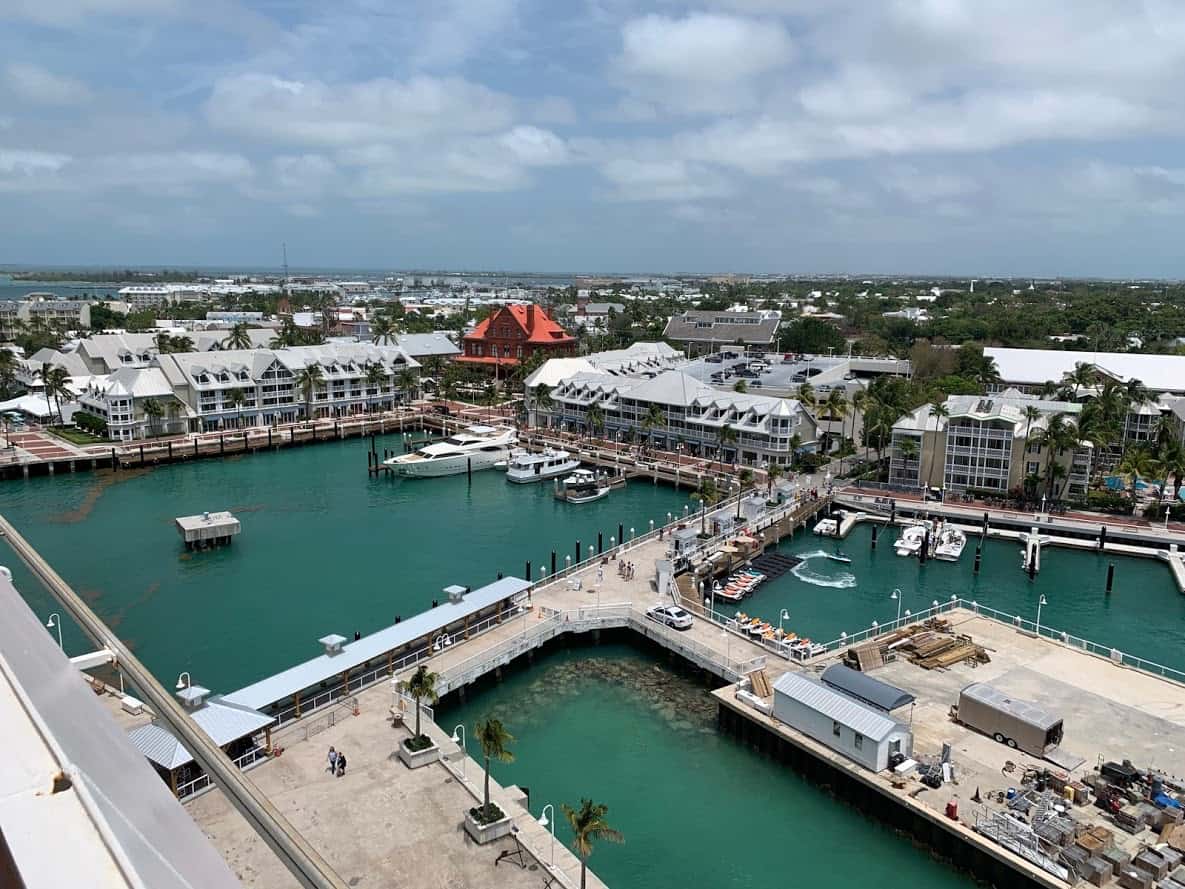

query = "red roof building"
[457,304,576,368]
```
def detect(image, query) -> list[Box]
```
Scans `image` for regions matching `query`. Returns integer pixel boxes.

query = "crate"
[1135,850,1170,880]
[1118,868,1152,889]
[1102,847,1132,876]
[1076,834,1106,855]
[1082,858,1109,887]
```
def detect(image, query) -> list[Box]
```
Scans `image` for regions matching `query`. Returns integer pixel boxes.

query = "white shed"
[772,671,913,772]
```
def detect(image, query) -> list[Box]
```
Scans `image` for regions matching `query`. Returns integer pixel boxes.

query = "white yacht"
[813,517,839,536]
[933,526,967,562]
[505,448,581,484]
[384,425,518,478]
[894,522,930,558]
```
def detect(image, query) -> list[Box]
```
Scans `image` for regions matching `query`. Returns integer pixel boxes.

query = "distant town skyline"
[3,2,1185,277]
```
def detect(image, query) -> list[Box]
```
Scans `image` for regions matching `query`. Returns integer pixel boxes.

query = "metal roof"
[126,697,275,770]
[960,682,1062,731]
[821,664,915,712]
[223,576,532,711]
[774,671,904,742]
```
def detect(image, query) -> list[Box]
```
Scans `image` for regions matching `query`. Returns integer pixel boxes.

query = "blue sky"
[2,1,1185,276]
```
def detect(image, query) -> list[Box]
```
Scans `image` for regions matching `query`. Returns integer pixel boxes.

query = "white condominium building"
[889,392,1091,498]
[538,369,817,466]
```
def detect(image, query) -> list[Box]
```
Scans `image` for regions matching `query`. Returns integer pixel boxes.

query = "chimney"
[176,684,211,709]
[527,304,535,333]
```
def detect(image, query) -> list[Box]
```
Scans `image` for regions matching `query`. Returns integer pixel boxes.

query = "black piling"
[889,499,896,526]
[139,445,145,464]
[871,524,878,549]
[618,523,624,544]
[981,512,989,541]
[194,438,198,456]
[1099,525,1107,552]
[525,560,531,580]
[597,532,603,554]
[551,551,557,575]
[110,447,117,471]
[168,441,173,460]
[1027,549,1037,580]
[919,530,929,564]
[973,545,982,574]
[1106,562,1115,593]
[576,540,581,564]
[220,435,225,454]
[467,457,472,483]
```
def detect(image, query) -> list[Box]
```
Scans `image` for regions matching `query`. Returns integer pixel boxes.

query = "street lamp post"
[1036,594,1048,637]
[176,671,191,691]
[890,588,902,625]
[778,608,790,634]
[45,613,63,649]
[538,804,556,866]
[449,725,467,778]
[1166,504,1172,530]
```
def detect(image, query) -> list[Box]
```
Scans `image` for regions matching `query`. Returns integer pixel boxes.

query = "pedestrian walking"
[327,746,337,773]
[596,566,604,586]
[336,751,347,777]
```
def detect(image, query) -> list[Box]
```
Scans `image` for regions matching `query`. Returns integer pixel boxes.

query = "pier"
[175,511,241,549]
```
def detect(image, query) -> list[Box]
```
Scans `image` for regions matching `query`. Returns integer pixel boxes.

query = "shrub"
[73,411,108,435]
[403,734,435,753]
[469,803,506,825]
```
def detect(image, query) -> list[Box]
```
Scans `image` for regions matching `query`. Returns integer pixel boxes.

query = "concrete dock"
[175,511,241,548]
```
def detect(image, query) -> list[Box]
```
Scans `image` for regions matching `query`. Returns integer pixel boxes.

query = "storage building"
[773,671,913,772]
[820,664,915,713]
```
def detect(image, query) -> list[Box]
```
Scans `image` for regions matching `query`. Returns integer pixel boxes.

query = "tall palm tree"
[766,462,783,496]
[396,369,418,403]
[896,436,919,484]
[406,665,438,743]
[1032,412,1075,499]
[796,382,816,412]
[920,403,949,487]
[142,397,163,437]
[849,388,869,465]
[475,717,514,817]
[0,348,18,397]
[562,799,624,889]
[223,323,252,350]
[293,363,325,420]
[1021,404,1042,448]
[534,383,554,427]
[170,335,195,353]
[154,332,173,354]
[640,403,664,452]
[37,365,71,425]
[822,388,847,458]
[1064,362,1096,400]
[587,403,605,438]
[370,315,398,346]
[717,422,737,469]
[226,388,247,428]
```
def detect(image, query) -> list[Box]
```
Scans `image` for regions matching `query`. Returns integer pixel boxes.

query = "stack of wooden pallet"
[900,632,990,670]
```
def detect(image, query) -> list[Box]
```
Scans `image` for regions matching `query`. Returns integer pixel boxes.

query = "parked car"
[645,604,694,630]
[705,354,723,363]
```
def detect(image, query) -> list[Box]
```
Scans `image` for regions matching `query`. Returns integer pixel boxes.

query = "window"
[832,720,841,737]
[853,732,863,750]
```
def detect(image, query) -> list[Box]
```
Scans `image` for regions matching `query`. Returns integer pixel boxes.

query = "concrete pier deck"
[717,607,1185,888]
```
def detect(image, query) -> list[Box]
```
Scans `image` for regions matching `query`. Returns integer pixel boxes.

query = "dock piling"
[525,560,531,581]
[618,523,624,545]
[973,545,981,574]
[1099,525,1107,552]
[981,512,989,541]
[575,540,581,565]
[598,532,603,555]
[1106,562,1115,593]
[550,551,556,575]
[871,524,878,549]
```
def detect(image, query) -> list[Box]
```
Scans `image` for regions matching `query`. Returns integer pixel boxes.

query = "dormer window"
[196,374,210,384]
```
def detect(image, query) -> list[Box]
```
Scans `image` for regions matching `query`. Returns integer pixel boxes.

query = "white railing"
[176,744,269,801]
[815,597,1185,687]
[267,603,529,727]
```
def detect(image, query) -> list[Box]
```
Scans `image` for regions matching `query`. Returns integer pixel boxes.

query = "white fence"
[176,744,269,801]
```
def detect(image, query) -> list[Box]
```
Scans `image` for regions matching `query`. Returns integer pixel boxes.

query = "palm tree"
[154,332,173,354]
[1032,412,1076,499]
[822,388,847,458]
[788,433,803,470]
[766,462,783,496]
[370,315,398,346]
[1021,404,1042,447]
[640,404,664,452]
[405,665,438,743]
[37,365,71,425]
[796,382,816,412]
[896,436,919,484]
[142,397,163,437]
[920,403,948,487]
[562,799,624,889]
[1064,362,1096,400]
[293,363,325,420]
[534,383,554,427]
[364,361,387,407]
[170,335,195,353]
[396,369,417,403]
[587,403,605,439]
[223,323,252,350]
[849,388,869,465]
[1039,380,1059,400]
[0,348,18,398]
[474,717,514,817]
[717,422,737,469]
[226,388,247,428]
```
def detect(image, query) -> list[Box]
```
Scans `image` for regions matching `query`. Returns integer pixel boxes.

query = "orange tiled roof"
[463,305,575,346]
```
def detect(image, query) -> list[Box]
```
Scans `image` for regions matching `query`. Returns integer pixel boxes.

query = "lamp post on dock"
[176,671,191,690]
[1035,594,1048,637]
[449,725,466,778]
[45,613,62,649]
[538,804,556,866]
[778,609,790,634]
[890,589,902,625]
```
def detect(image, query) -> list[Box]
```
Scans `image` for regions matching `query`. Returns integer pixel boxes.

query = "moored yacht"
[505,448,581,484]
[894,521,930,558]
[933,526,967,562]
[384,425,517,477]
[554,468,618,504]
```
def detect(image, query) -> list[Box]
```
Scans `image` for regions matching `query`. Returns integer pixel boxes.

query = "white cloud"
[1,0,178,26]
[5,62,91,105]
[410,0,519,69]
[206,73,516,146]
[600,157,732,201]
[616,13,793,113]
[499,126,569,166]
[0,148,72,179]
[882,165,980,203]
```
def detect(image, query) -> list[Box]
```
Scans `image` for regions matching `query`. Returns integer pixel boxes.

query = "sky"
[2,1,1185,277]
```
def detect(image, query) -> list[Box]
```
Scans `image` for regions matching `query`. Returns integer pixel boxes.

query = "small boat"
[554,468,617,504]
[933,527,967,562]
[505,448,581,483]
[894,522,929,558]
[813,517,839,536]
[493,447,528,471]
[825,552,852,564]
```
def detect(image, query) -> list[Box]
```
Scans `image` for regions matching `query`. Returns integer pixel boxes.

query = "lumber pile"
[748,669,773,698]
[900,631,990,670]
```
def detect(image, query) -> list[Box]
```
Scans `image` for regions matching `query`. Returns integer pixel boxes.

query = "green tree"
[293,363,325,420]
[364,361,387,405]
[226,388,247,428]
[717,422,737,469]
[897,436,919,482]
[640,403,664,452]
[533,383,554,427]
[586,403,605,438]
[822,388,848,457]
[562,799,624,889]
[370,315,398,346]
[223,323,252,350]
[474,717,514,819]
[406,664,438,744]
[141,397,163,436]
[733,379,748,393]
[396,368,417,402]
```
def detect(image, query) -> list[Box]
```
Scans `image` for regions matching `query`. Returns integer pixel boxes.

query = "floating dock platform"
[175,511,241,549]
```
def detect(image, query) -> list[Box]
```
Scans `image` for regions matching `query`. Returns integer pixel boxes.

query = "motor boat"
[493,447,527,470]
[384,425,517,477]
[554,468,615,504]
[825,551,853,564]
[933,527,967,562]
[505,448,581,484]
[894,522,929,558]
[813,517,839,536]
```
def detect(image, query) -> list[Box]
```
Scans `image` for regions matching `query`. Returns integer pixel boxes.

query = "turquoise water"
[0,436,689,692]
[737,525,1185,672]
[441,643,972,889]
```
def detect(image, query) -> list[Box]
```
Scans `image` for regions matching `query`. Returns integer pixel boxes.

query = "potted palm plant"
[397,665,440,769]
[463,717,515,844]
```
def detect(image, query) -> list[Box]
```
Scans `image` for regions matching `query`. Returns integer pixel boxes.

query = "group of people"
[617,559,636,580]
[327,746,348,778]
